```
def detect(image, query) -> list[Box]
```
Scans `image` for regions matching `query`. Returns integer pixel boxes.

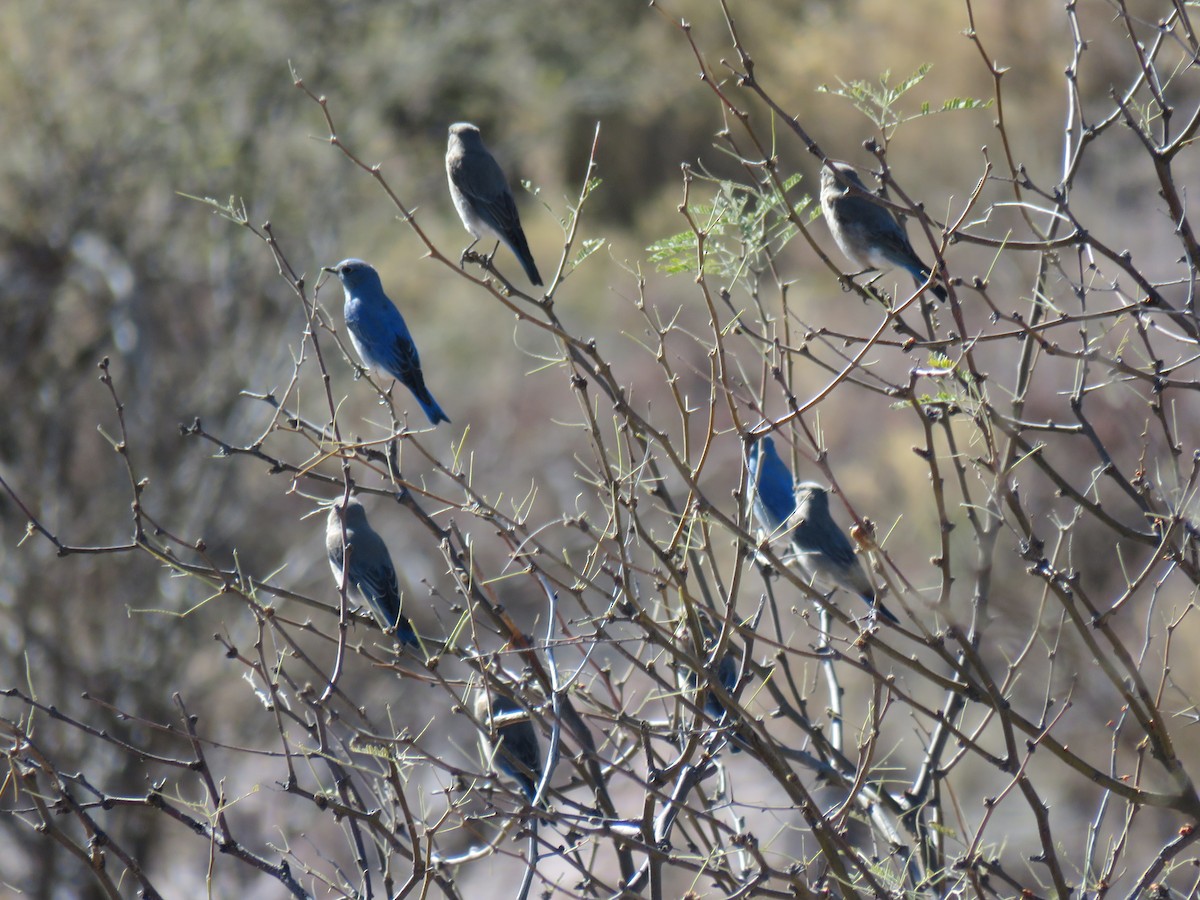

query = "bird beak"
[321,265,336,274]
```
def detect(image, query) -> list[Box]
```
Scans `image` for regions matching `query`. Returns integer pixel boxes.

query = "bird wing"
[379,333,424,388]
[791,517,878,602]
[831,192,937,287]
[494,723,541,801]
[791,515,858,569]
[451,152,525,238]
[352,556,402,628]
[837,196,904,246]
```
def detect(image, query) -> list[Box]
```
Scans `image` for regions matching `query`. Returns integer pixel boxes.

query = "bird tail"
[511,771,555,821]
[913,266,948,302]
[866,595,900,624]
[393,614,421,648]
[412,386,451,426]
[506,235,543,286]
[517,775,539,804]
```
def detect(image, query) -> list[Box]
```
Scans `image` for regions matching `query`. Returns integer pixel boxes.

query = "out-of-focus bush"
[3,0,1200,896]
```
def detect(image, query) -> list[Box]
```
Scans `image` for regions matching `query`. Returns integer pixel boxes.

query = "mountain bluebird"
[446,122,543,286]
[709,646,739,721]
[787,482,899,623]
[677,632,741,725]
[748,436,797,533]
[819,160,946,301]
[326,496,420,646]
[323,259,450,426]
[473,688,544,804]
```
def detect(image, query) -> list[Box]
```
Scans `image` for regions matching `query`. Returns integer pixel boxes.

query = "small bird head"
[792,481,832,519]
[328,495,368,528]
[322,258,381,292]
[757,435,779,461]
[448,122,483,146]
[473,687,522,724]
[820,161,868,197]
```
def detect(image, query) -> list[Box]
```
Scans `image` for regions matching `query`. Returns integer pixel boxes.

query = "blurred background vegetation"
[2,0,1198,896]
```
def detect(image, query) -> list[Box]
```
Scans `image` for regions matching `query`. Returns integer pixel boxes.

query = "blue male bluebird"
[473,688,544,805]
[747,436,797,533]
[787,482,899,623]
[446,123,543,286]
[326,496,420,646]
[820,160,947,301]
[324,259,450,426]
[677,631,741,724]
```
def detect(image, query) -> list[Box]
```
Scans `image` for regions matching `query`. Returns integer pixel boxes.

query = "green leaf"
[894,64,932,96]
[816,66,991,134]
[647,230,702,275]
[572,238,606,267]
[942,97,994,110]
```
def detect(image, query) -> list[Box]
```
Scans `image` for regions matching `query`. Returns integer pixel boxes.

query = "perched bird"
[708,647,740,722]
[324,259,450,426]
[677,628,742,741]
[446,122,543,286]
[787,482,899,623]
[325,496,420,646]
[819,160,946,301]
[474,688,544,805]
[747,436,797,533]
